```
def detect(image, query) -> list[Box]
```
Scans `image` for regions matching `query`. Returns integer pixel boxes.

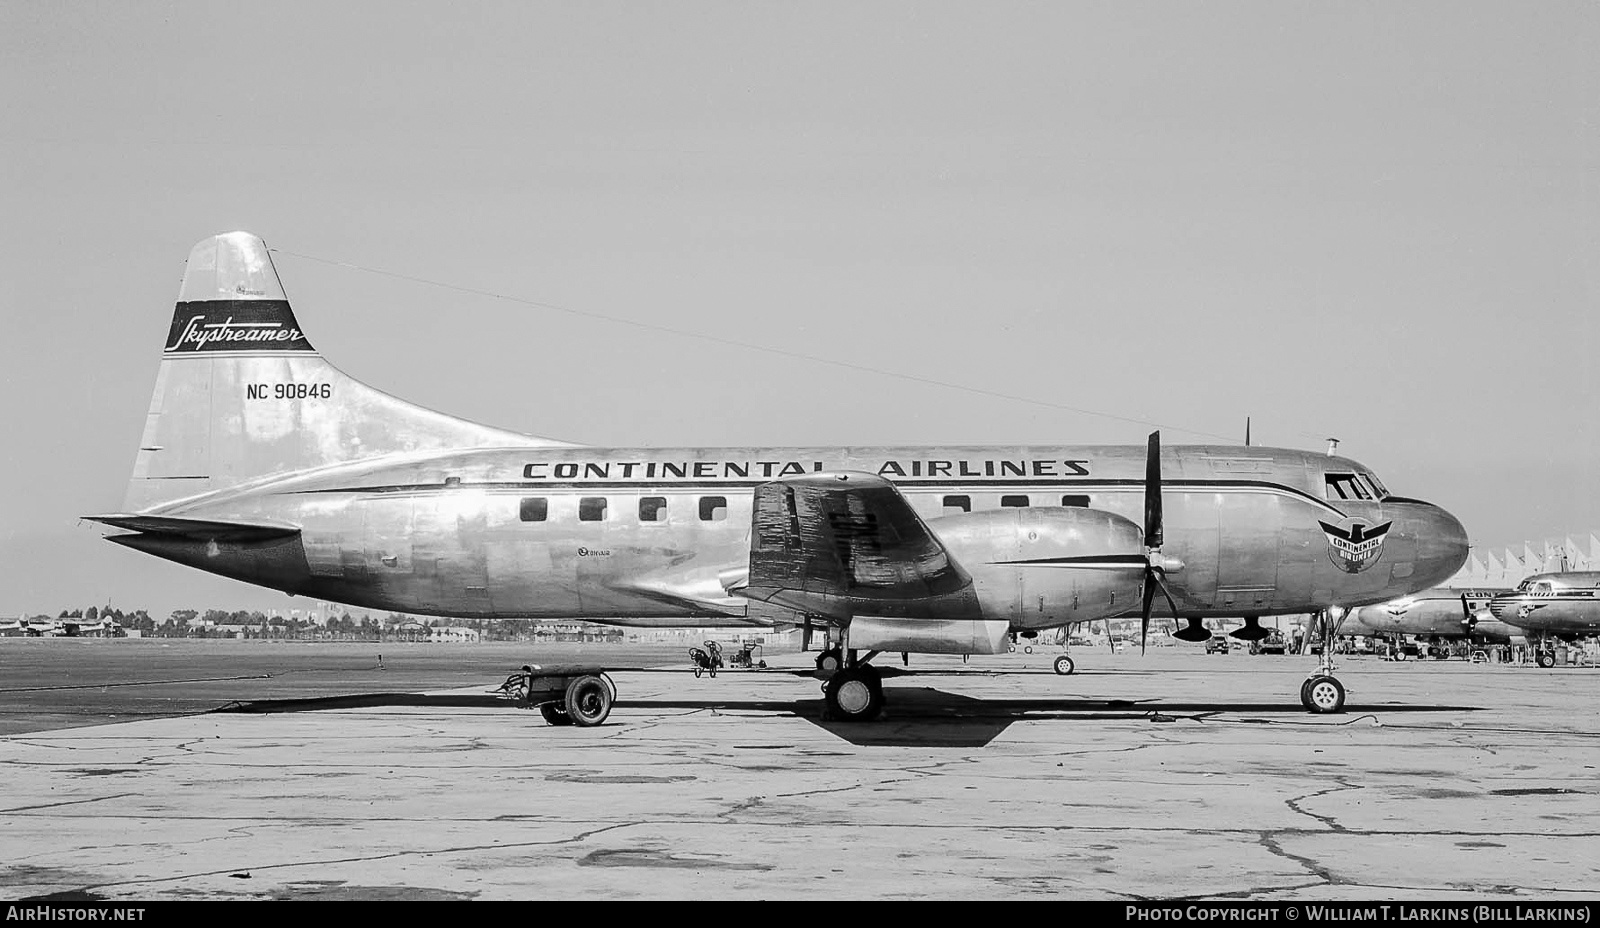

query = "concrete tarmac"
[3,643,1599,900]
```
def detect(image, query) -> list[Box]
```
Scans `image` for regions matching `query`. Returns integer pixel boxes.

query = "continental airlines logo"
[521,459,1092,481]
[163,301,313,353]
[1318,519,1394,574]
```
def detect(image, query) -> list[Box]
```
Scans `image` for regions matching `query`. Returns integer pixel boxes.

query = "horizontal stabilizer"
[84,513,301,542]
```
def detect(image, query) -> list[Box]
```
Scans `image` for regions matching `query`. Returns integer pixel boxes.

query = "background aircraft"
[1346,587,1518,658]
[86,232,1470,721]
[1489,573,1600,667]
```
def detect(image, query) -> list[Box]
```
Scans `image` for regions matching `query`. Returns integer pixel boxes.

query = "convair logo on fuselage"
[162,301,312,353]
[520,459,1093,481]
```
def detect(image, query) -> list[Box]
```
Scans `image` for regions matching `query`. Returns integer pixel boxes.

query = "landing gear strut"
[1300,607,1348,714]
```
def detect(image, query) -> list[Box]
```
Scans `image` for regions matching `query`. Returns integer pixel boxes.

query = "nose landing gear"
[1300,607,1349,714]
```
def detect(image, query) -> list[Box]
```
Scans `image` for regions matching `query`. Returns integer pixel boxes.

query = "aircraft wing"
[735,472,974,621]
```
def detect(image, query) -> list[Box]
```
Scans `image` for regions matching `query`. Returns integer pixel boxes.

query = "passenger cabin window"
[942,495,971,514]
[639,497,667,522]
[519,498,548,522]
[1324,474,1372,501]
[579,497,607,522]
[1061,495,1090,507]
[699,496,728,521]
[1001,495,1029,508]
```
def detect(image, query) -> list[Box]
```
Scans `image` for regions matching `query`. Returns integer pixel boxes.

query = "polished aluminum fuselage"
[1489,572,1600,638]
[123,443,1468,627]
[1348,587,1519,642]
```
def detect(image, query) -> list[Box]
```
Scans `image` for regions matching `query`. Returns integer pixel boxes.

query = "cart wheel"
[1053,655,1075,675]
[709,668,717,678]
[694,667,702,678]
[564,675,613,726]
[539,703,573,726]
[758,660,767,669]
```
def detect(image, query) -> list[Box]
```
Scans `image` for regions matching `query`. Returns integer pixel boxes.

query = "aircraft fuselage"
[114,443,1468,628]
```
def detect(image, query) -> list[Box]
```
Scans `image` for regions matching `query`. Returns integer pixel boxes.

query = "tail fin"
[124,232,573,512]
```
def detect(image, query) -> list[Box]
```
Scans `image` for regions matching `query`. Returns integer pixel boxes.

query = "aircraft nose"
[1402,500,1470,589]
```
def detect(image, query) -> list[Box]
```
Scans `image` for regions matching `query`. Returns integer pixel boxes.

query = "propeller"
[1460,594,1477,632]
[1140,431,1181,654]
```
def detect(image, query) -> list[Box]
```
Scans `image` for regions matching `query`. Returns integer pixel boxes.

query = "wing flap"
[739,472,974,619]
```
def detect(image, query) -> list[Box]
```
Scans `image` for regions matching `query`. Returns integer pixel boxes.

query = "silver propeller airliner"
[87,232,1470,721]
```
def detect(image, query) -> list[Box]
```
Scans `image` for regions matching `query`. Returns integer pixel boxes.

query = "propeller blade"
[1140,573,1157,655]
[1460,594,1477,628]
[1144,431,1163,549]
[1153,571,1181,618]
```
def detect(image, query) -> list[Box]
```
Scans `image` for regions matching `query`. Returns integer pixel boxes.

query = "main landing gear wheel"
[823,667,885,722]
[563,674,613,727]
[1053,655,1076,676]
[815,648,843,676]
[1536,651,1556,669]
[1300,675,1346,714]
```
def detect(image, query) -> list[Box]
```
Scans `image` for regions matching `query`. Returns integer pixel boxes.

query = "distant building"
[429,626,480,643]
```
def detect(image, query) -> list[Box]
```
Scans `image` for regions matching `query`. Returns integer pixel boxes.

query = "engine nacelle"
[929,506,1146,631]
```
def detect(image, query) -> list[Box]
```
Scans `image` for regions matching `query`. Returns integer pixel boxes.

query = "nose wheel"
[1053,654,1076,675]
[1300,674,1346,713]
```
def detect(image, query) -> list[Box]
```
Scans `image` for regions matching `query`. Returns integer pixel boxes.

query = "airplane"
[1345,587,1519,658]
[0,617,119,637]
[1488,573,1600,667]
[84,232,1470,721]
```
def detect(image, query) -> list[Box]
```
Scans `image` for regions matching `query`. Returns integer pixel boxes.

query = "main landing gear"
[824,660,885,722]
[1299,607,1348,714]
[815,629,887,722]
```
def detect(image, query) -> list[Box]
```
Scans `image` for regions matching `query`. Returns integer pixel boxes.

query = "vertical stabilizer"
[125,232,573,512]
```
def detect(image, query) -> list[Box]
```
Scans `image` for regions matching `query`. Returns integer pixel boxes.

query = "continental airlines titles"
[521,459,1094,481]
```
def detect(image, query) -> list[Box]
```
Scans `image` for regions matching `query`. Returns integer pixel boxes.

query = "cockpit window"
[1364,472,1389,498]
[1533,581,1554,596]
[1324,473,1372,501]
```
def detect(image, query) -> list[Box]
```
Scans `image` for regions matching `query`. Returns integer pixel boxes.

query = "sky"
[2,2,1596,619]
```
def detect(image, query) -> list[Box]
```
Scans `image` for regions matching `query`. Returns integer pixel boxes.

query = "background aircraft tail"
[123,231,571,512]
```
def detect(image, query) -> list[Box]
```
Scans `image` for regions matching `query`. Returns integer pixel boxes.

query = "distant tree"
[84,606,99,623]
[171,609,197,625]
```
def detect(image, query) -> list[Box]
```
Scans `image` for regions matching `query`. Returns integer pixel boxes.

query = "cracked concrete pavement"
[2,645,1598,900]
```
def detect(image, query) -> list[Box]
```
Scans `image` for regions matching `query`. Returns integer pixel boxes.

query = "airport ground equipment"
[689,641,724,678]
[497,665,615,726]
[728,642,767,670]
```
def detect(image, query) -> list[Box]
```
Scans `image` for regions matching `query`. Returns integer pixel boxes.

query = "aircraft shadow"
[213,693,511,713]
[632,686,1486,748]
[209,687,1482,749]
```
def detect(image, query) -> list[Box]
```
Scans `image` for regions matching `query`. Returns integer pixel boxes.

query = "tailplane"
[124,232,573,512]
